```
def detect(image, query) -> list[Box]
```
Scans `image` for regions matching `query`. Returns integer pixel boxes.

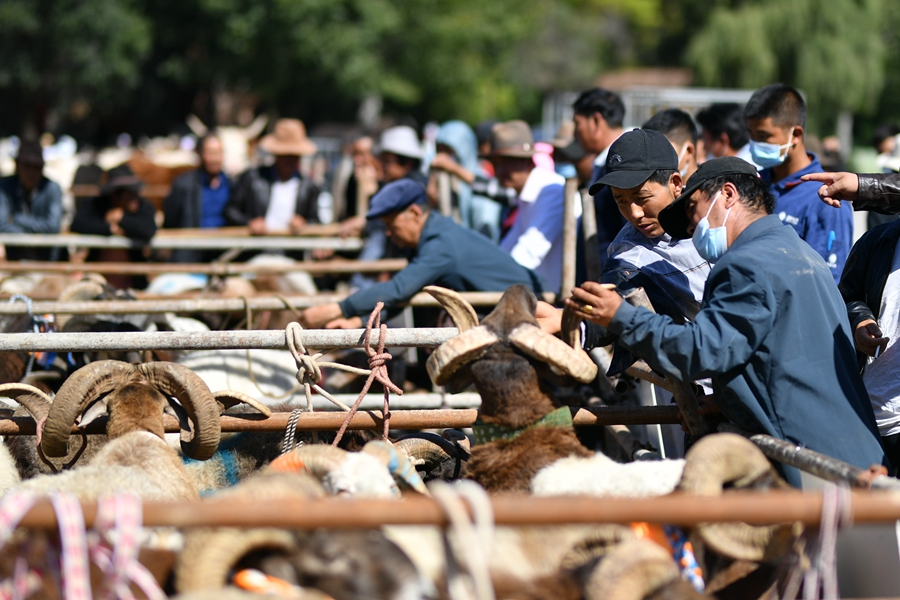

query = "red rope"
[331,302,403,446]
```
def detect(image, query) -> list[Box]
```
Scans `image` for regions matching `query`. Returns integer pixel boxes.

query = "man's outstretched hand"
[800,172,859,207]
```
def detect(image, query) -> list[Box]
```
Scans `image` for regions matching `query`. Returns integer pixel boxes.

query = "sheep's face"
[469,343,560,428]
[105,383,169,440]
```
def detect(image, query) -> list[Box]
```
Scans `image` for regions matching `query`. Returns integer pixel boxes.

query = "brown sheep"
[421,285,597,492]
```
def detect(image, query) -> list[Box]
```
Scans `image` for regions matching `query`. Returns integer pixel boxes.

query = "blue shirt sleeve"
[338,240,454,317]
[607,260,775,381]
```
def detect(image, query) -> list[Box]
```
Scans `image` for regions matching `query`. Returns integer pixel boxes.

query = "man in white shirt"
[225,118,321,235]
[489,120,573,294]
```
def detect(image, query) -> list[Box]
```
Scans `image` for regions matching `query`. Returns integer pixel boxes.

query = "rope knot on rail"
[332,302,403,446]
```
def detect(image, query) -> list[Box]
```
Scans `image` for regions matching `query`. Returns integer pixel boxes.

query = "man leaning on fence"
[567,157,887,487]
[0,141,62,261]
[299,179,544,329]
[162,133,231,263]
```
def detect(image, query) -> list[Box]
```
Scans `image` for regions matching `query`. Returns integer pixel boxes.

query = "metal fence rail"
[0,327,457,352]
[0,259,406,276]
[0,291,554,315]
[11,491,900,530]
[0,406,683,436]
[0,233,363,251]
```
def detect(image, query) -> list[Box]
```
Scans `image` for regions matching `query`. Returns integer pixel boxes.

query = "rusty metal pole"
[560,178,578,300]
[751,434,900,491]
[12,491,900,530]
[0,406,682,436]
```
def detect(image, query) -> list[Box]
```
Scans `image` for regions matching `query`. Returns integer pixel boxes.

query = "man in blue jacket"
[566,157,886,487]
[745,83,852,283]
[0,141,62,261]
[299,179,544,328]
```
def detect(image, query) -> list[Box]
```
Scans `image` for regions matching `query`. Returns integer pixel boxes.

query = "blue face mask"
[692,192,731,263]
[749,133,794,168]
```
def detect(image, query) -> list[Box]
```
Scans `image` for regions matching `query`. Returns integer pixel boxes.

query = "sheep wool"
[322,452,400,498]
[531,453,685,498]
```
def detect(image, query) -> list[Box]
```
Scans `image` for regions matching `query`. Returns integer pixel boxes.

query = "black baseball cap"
[659,156,760,240]
[588,129,678,195]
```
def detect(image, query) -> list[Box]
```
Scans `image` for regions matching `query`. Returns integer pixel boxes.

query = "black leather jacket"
[840,176,900,370]
[856,172,900,214]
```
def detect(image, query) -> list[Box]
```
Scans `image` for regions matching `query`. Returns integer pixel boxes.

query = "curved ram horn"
[213,390,272,417]
[176,528,295,592]
[584,538,682,600]
[679,433,797,561]
[42,360,137,458]
[426,326,499,386]
[0,383,53,422]
[424,286,479,332]
[140,362,222,461]
[267,444,348,477]
[242,114,269,140]
[507,324,598,383]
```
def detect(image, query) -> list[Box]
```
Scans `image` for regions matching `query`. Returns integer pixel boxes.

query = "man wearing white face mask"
[564,157,887,487]
[745,83,853,284]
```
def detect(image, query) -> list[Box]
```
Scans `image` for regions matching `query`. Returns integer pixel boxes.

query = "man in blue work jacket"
[299,179,544,328]
[745,83,853,284]
[565,157,886,487]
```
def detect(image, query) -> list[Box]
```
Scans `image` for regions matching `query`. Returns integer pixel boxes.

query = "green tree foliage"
[0,0,150,136]
[685,0,885,134]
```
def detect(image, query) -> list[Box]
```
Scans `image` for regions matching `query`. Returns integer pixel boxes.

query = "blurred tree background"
[0,0,895,145]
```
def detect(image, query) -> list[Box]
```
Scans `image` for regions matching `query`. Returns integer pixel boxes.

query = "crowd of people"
[5,81,900,482]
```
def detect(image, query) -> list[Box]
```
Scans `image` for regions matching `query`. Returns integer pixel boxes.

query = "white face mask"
[749,129,795,168]
[692,191,731,263]
[677,144,690,179]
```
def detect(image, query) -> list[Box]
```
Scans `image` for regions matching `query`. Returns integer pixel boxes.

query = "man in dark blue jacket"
[745,83,852,283]
[299,180,544,328]
[566,157,886,487]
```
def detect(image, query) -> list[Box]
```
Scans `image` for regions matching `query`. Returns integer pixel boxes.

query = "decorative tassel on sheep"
[0,491,166,600]
[281,302,402,452]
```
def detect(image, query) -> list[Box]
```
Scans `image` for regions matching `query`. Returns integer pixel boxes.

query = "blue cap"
[366,179,427,219]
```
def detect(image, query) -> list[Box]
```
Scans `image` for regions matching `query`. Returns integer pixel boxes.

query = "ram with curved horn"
[16,360,266,502]
[420,284,597,491]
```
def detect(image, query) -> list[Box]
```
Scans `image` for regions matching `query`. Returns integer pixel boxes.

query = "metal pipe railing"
[0,406,681,436]
[0,291,555,316]
[0,259,407,276]
[0,233,363,251]
[0,328,457,352]
[11,491,900,530]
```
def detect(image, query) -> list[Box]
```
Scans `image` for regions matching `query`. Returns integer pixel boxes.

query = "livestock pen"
[0,280,896,597]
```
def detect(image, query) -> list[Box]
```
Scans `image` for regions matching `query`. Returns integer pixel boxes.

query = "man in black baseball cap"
[580,128,710,324]
[562,156,888,485]
[539,128,712,456]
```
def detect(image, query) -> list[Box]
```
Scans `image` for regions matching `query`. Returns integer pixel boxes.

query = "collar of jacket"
[471,405,573,445]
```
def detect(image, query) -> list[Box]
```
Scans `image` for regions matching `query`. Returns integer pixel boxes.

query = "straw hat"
[483,120,536,158]
[259,119,318,156]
